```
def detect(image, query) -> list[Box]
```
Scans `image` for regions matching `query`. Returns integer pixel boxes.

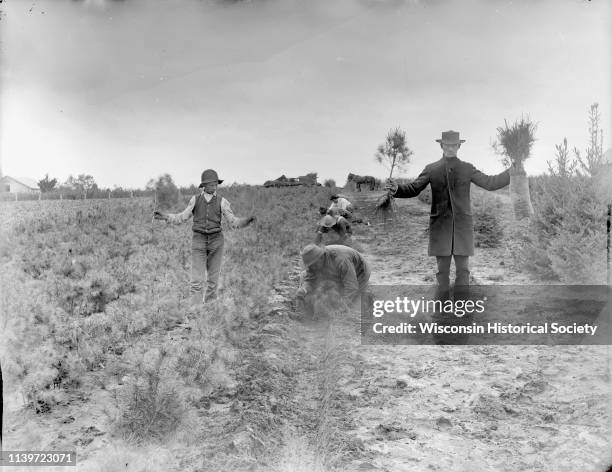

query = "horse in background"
[347,173,377,191]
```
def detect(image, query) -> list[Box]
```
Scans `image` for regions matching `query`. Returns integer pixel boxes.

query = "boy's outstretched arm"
[221,198,256,229]
[154,195,196,224]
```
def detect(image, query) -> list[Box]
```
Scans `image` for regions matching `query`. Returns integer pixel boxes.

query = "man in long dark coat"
[386,130,510,297]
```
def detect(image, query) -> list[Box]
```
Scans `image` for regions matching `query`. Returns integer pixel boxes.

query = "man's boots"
[435,273,451,302]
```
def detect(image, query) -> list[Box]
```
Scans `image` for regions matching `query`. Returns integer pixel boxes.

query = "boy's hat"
[199,169,224,187]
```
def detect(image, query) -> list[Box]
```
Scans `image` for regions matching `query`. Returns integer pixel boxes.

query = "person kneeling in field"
[296,244,370,316]
[326,195,368,225]
[153,169,255,305]
[328,194,353,219]
[315,214,353,247]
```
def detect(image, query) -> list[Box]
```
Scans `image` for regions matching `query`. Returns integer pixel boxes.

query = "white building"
[0,176,41,193]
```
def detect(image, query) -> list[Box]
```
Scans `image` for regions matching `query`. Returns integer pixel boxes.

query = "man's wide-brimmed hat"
[198,169,224,187]
[435,130,466,144]
[319,215,336,228]
[301,244,325,267]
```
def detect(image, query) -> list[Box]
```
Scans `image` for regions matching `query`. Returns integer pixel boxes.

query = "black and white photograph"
[0,0,611,470]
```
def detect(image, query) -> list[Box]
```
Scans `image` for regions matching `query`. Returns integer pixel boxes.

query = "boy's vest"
[192,193,222,234]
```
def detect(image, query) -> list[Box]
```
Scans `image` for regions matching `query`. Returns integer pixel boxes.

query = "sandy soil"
[327,193,612,472]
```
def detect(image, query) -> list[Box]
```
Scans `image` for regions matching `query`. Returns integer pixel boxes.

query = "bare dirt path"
[325,192,612,472]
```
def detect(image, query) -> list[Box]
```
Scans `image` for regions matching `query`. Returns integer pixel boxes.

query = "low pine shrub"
[514,172,606,283]
[473,210,503,248]
[472,191,505,248]
[116,348,184,442]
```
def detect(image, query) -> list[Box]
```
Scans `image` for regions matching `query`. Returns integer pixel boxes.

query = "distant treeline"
[0,188,150,202]
[0,183,254,203]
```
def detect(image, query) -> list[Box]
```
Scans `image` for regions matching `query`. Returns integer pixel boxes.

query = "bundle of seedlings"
[374,189,397,223]
[494,116,537,219]
[374,127,413,223]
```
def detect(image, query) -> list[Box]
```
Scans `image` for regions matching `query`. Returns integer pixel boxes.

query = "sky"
[0,0,610,188]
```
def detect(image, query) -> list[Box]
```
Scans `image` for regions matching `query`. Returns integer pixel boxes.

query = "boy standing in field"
[154,169,255,305]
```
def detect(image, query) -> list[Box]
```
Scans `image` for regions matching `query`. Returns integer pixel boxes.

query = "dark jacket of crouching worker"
[296,244,370,316]
[315,214,352,246]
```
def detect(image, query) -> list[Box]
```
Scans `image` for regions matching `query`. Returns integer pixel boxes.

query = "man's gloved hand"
[153,211,168,221]
[247,215,257,225]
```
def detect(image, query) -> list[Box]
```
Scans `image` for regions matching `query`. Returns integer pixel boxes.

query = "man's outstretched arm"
[470,166,510,191]
[390,167,431,198]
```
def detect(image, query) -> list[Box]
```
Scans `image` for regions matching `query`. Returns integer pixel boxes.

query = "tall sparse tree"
[548,138,577,178]
[38,173,58,193]
[375,127,413,179]
[573,103,604,176]
[374,127,413,222]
